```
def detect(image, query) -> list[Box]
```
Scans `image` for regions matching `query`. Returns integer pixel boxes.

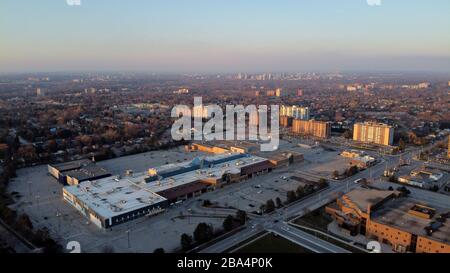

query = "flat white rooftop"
[64,175,167,219]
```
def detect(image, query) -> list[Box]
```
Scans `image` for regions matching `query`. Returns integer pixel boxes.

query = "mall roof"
[64,175,167,219]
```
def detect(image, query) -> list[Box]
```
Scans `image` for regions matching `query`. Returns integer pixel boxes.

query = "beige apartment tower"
[292,119,331,139]
[353,122,394,146]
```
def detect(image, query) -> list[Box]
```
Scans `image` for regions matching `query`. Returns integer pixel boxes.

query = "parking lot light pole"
[126,229,131,248]
[36,195,40,210]
[27,182,32,201]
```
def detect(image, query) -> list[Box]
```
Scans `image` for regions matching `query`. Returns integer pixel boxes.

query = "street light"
[56,211,62,232]
[35,195,40,210]
[27,182,32,202]
[125,229,131,249]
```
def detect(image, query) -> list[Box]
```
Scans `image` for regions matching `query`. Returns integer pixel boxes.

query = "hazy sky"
[1,0,450,73]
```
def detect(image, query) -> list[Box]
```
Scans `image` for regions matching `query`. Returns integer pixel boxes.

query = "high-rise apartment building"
[280,105,310,120]
[292,119,331,139]
[275,88,284,97]
[353,122,394,146]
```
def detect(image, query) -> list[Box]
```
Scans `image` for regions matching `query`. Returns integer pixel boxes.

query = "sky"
[1,0,450,73]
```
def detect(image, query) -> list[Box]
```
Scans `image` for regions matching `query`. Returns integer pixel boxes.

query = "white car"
[354,178,364,184]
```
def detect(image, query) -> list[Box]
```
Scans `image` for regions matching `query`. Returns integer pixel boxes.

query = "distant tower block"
[297,89,303,96]
[36,88,42,96]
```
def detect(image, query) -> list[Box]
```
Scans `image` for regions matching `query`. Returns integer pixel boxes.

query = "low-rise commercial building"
[263,151,304,168]
[185,142,229,154]
[398,167,444,189]
[64,165,112,186]
[229,141,260,154]
[63,153,272,228]
[326,188,450,253]
[63,175,168,229]
[48,159,111,185]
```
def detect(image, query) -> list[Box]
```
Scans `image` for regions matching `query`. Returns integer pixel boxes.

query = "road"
[269,222,350,253]
[200,148,419,253]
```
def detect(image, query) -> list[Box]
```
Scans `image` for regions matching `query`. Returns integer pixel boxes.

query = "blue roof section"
[147,153,248,182]
[204,153,246,167]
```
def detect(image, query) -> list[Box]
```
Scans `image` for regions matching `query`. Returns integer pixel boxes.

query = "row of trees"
[333,166,359,180]
[180,210,247,252]
[285,179,329,206]
[0,146,62,253]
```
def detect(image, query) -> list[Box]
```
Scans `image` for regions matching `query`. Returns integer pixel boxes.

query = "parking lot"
[7,147,225,253]
[209,167,318,213]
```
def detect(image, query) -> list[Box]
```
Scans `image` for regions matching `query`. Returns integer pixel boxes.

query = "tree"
[304,184,315,194]
[180,233,193,251]
[153,248,165,254]
[343,130,352,139]
[397,186,411,196]
[101,245,115,253]
[296,186,305,198]
[318,178,328,188]
[265,199,275,213]
[389,175,398,183]
[193,223,214,244]
[15,214,33,231]
[103,129,119,144]
[286,191,297,204]
[333,170,339,179]
[202,200,212,207]
[346,166,358,177]
[235,210,247,225]
[275,197,283,208]
[399,139,406,151]
[222,215,234,232]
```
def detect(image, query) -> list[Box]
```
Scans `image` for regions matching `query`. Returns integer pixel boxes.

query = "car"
[354,178,363,184]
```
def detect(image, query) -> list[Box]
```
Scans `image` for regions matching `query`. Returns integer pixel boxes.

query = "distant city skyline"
[1,0,450,73]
